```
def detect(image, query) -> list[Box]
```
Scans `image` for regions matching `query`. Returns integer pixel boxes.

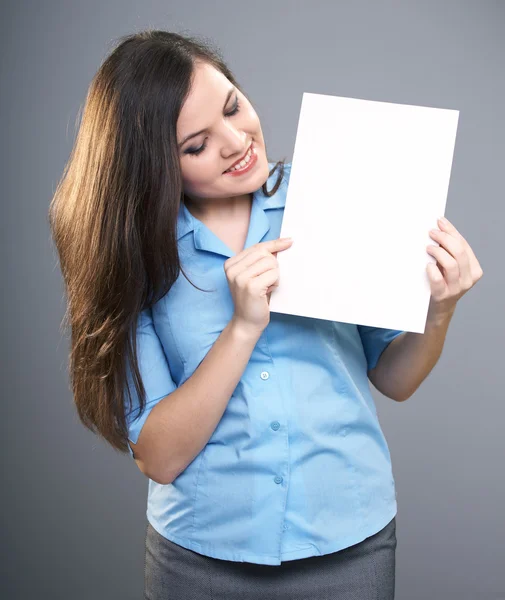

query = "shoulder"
[282,161,292,183]
[267,161,292,190]
[268,160,292,175]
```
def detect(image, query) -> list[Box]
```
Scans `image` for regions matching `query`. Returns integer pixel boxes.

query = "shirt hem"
[146,504,398,566]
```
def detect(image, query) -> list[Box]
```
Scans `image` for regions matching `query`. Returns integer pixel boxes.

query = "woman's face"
[177,61,270,206]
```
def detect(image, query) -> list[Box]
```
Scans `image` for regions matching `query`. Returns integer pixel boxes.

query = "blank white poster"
[269,92,460,334]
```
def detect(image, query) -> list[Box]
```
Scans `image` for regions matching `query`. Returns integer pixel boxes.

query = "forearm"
[147,317,261,484]
[370,308,455,402]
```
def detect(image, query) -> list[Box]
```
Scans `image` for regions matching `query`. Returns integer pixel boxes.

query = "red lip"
[224,142,252,172]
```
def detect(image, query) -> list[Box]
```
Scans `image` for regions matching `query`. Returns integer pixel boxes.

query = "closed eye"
[184,98,241,157]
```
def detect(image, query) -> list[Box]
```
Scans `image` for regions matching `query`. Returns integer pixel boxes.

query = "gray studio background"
[2,1,504,599]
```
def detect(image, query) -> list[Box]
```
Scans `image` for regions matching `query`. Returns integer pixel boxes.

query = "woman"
[49,28,481,600]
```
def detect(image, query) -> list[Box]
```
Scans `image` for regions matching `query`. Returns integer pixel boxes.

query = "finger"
[224,238,292,271]
[236,256,278,285]
[438,218,481,272]
[438,217,467,245]
[427,262,448,296]
[266,281,279,304]
[251,267,281,296]
[426,244,460,287]
[227,250,277,282]
[429,229,470,276]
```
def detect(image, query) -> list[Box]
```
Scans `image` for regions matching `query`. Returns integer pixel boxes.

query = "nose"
[221,122,247,156]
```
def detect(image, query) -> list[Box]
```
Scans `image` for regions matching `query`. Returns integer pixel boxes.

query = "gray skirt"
[144,516,397,600]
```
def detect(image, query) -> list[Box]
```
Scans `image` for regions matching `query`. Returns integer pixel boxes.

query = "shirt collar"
[176,162,288,257]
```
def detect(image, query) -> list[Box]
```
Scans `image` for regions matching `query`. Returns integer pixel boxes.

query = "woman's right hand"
[224,238,294,336]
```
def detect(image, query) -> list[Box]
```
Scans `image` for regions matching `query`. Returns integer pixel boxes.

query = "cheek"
[252,117,264,141]
[181,161,201,190]
[181,159,220,193]
[240,98,260,126]
[182,156,212,177]
[248,107,261,129]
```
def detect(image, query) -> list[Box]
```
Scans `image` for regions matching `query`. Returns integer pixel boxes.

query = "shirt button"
[283,523,289,531]
[274,476,283,484]
[271,421,280,430]
[260,371,270,380]
[341,427,348,436]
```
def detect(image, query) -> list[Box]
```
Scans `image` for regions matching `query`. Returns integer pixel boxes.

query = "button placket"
[256,341,289,544]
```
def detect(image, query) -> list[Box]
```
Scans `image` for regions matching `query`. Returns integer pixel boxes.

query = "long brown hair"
[48,30,286,455]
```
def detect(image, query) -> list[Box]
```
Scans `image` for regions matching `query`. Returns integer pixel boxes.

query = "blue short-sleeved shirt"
[124,162,404,565]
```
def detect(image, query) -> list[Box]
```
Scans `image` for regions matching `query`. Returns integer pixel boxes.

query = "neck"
[184,192,252,222]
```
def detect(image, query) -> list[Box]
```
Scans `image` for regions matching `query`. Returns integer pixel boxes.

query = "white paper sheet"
[269,93,460,334]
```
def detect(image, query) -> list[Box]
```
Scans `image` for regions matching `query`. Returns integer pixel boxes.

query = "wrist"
[426,306,456,329]
[229,316,264,342]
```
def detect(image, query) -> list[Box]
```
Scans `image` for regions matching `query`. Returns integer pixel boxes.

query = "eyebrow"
[178,87,236,148]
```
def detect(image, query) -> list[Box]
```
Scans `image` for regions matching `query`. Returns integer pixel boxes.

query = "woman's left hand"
[426,216,484,323]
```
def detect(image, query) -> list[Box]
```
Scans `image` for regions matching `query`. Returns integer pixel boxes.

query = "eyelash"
[185,99,241,157]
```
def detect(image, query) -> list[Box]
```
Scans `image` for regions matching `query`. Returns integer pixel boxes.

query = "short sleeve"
[357,325,404,372]
[124,306,177,458]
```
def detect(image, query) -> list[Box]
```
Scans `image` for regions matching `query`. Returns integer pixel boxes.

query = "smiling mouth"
[223,142,253,173]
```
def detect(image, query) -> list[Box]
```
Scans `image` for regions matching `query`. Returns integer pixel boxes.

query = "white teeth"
[225,146,253,172]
